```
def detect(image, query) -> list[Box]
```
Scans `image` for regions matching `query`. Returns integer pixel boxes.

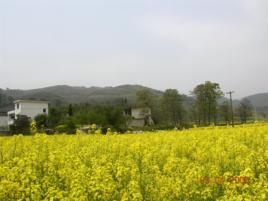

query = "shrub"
[10,115,31,135]
[55,125,67,133]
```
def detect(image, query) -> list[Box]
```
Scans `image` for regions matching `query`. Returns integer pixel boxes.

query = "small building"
[124,107,154,127]
[8,100,49,125]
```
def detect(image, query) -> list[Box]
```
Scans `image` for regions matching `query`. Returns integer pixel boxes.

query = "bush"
[44,129,55,135]
[55,118,76,134]
[55,125,67,133]
[65,118,76,134]
[10,115,31,135]
[34,114,48,130]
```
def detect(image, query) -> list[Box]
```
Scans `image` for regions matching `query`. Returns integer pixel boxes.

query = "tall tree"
[237,98,253,123]
[189,103,200,125]
[219,100,231,124]
[192,81,223,125]
[161,89,184,127]
[136,89,154,108]
[47,108,63,128]
[68,104,73,117]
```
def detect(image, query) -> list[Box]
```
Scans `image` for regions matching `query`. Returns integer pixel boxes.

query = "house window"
[16,103,19,109]
[43,108,46,113]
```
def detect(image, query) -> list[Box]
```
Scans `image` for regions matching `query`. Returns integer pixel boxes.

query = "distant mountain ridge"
[1,85,268,113]
[244,93,268,114]
[245,93,268,108]
[1,85,163,107]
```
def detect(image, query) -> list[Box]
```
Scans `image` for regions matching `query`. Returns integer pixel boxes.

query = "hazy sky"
[0,0,267,98]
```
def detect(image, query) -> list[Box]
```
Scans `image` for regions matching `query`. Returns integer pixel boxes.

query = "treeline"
[10,81,258,134]
[147,81,256,128]
[19,104,127,134]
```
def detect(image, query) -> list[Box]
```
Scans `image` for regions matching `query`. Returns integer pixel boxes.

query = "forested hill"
[244,93,268,113]
[245,93,268,107]
[1,85,268,113]
[0,85,163,107]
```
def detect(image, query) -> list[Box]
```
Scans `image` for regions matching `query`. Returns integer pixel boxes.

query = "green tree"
[161,89,184,127]
[192,81,223,125]
[237,98,253,123]
[34,114,48,130]
[47,108,63,128]
[72,104,127,133]
[74,110,90,125]
[104,106,126,132]
[68,104,73,117]
[219,101,231,124]
[64,117,76,134]
[136,89,154,108]
[10,115,31,135]
[136,89,163,126]
[189,102,200,125]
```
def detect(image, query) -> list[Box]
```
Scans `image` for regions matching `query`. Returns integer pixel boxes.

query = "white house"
[8,100,49,125]
[124,107,154,127]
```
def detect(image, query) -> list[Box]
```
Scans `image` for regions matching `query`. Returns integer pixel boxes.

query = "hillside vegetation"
[1,85,163,107]
[1,85,268,109]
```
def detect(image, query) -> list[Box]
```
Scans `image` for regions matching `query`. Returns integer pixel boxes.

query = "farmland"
[0,124,267,200]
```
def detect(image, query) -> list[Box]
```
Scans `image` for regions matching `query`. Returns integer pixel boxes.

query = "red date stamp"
[200,176,250,185]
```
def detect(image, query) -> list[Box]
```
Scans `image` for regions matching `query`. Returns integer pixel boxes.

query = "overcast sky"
[0,0,267,98]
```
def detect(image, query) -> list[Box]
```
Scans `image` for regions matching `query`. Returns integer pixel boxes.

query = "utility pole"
[226,91,235,127]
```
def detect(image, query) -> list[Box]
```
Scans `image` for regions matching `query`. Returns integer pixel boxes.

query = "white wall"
[131,108,151,119]
[128,119,145,127]
[16,102,48,119]
[0,116,8,127]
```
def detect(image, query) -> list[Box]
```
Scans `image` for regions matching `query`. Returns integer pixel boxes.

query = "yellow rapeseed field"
[0,124,267,201]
